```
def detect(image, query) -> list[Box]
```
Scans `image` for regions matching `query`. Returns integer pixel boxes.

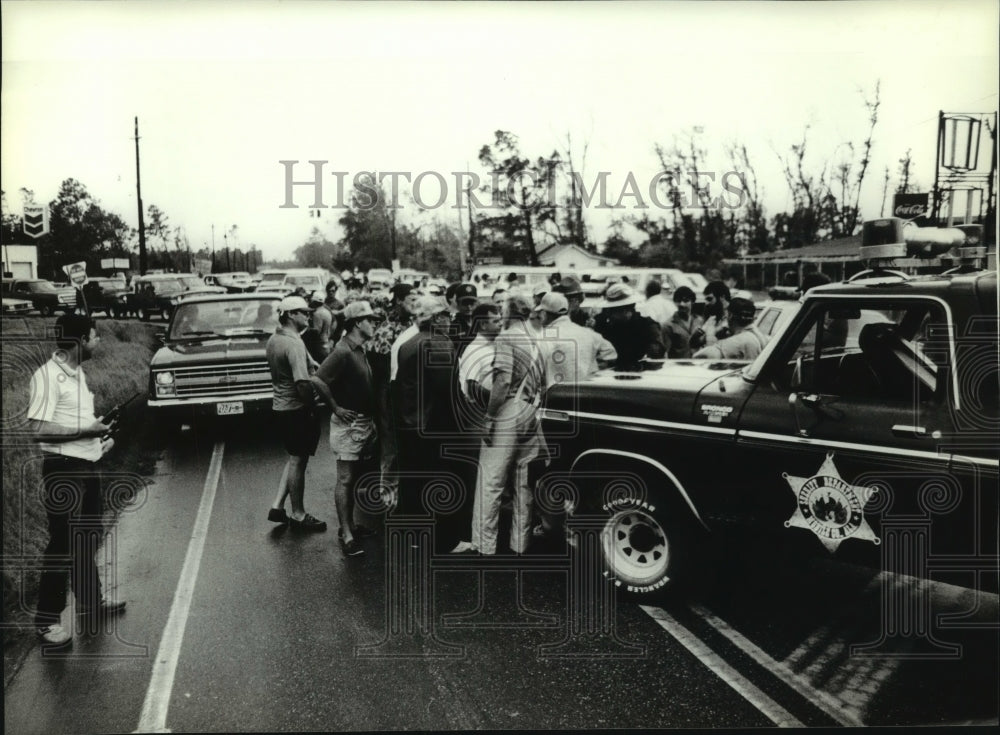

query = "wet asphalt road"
[4,419,998,732]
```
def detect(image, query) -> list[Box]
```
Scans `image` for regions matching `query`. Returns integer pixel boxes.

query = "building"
[2,244,39,279]
[536,243,619,270]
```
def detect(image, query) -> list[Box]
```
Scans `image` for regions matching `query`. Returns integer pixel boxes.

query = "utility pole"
[211,224,216,273]
[135,117,147,274]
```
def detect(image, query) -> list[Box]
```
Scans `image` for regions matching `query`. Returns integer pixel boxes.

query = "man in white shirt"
[535,292,617,387]
[27,314,122,647]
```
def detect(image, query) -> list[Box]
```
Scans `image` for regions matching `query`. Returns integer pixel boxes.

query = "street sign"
[23,205,49,238]
[62,261,89,287]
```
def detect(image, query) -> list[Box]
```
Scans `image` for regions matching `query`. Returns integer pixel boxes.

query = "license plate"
[216,401,244,416]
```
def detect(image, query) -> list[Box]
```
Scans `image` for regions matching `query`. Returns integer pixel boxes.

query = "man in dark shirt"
[594,283,666,370]
[394,295,458,522]
[450,283,480,360]
[314,301,381,557]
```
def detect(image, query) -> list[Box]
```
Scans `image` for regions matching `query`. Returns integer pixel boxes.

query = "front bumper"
[147,391,273,419]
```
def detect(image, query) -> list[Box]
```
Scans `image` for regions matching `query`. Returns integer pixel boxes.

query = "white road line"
[689,602,864,727]
[135,441,225,734]
[639,605,804,728]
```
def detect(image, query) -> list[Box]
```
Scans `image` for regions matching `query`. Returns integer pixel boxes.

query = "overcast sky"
[2,0,997,263]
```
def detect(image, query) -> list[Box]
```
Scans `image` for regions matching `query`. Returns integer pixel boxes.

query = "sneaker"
[79,600,127,619]
[36,624,72,646]
[449,541,475,554]
[288,513,327,532]
[340,537,365,557]
[267,507,289,524]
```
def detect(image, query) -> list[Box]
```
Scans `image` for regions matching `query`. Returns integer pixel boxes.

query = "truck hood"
[150,336,268,368]
[544,359,751,426]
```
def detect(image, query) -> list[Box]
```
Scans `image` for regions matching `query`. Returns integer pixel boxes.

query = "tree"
[295,227,339,268]
[45,178,132,278]
[478,130,561,265]
[337,173,394,268]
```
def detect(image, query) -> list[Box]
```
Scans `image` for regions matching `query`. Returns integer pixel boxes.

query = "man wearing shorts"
[265,295,327,532]
[314,300,381,557]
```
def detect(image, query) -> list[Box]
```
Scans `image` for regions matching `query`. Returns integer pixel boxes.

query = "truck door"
[733,295,972,571]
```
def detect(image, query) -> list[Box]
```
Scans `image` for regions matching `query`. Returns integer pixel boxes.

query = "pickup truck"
[1,278,77,316]
[538,225,997,599]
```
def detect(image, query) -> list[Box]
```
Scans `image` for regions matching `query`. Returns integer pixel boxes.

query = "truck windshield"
[169,298,279,339]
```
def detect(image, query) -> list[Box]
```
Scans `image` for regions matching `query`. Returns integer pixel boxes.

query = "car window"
[29,281,56,293]
[169,299,280,339]
[770,300,945,403]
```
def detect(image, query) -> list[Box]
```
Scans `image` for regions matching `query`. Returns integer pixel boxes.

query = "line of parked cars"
[2,278,78,316]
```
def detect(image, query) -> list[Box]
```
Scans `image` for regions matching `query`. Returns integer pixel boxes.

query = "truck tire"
[139,308,150,322]
[597,487,701,600]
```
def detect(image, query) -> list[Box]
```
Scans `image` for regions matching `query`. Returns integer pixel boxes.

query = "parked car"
[82,277,131,317]
[147,293,282,425]
[538,248,997,599]
[203,272,254,293]
[1,278,77,316]
[2,295,33,316]
[128,274,225,321]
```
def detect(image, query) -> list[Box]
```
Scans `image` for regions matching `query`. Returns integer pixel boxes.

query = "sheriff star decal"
[783,453,880,552]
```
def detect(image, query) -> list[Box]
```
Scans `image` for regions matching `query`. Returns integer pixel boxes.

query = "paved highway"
[5,421,997,732]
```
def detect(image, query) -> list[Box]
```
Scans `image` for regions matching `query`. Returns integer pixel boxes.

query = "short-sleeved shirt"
[266,325,311,411]
[315,331,375,415]
[695,326,767,360]
[311,305,334,349]
[27,356,102,462]
[540,315,617,387]
[492,320,545,403]
[458,333,496,398]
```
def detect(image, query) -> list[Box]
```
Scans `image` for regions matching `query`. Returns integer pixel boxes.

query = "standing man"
[552,275,593,329]
[594,284,666,371]
[471,291,547,556]
[394,296,458,523]
[265,295,326,532]
[28,314,124,647]
[535,292,617,387]
[310,290,334,356]
[369,283,415,511]
[662,285,703,358]
[636,279,676,329]
[690,280,731,352]
[694,297,767,360]
[450,283,480,360]
[314,301,381,557]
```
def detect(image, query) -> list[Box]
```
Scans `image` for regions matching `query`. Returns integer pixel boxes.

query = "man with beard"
[689,280,731,352]
[662,285,703,358]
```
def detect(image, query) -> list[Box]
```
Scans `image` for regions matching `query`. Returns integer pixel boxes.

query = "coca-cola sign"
[893,193,929,218]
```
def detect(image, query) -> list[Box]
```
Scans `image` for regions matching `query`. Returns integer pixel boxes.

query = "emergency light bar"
[860,218,979,261]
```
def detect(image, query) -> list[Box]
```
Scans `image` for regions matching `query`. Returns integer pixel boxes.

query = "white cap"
[277,295,311,314]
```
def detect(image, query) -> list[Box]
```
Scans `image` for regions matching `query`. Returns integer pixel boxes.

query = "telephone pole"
[135,117,147,274]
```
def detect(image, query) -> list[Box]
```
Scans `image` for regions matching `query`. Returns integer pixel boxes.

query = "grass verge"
[2,316,162,686]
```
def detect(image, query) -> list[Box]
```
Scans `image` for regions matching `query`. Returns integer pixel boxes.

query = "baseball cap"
[455,283,479,302]
[533,291,569,315]
[553,275,583,297]
[532,282,550,297]
[597,283,638,309]
[505,289,534,316]
[277,295,311,314]
[309,290,326,305]
[342,300,380,321]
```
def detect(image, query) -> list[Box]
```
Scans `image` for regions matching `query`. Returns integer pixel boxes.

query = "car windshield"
[179,276,204,289]
[146,279,184,294]
[169,299,280,340]
[261,272,286,282]
[28,281,58,293]
[285,275,319,287]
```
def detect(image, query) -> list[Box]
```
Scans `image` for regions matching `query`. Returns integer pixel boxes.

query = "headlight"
[155,371,175,385]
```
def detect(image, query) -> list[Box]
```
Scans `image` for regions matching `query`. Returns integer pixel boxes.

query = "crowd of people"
[264,271,772,558]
